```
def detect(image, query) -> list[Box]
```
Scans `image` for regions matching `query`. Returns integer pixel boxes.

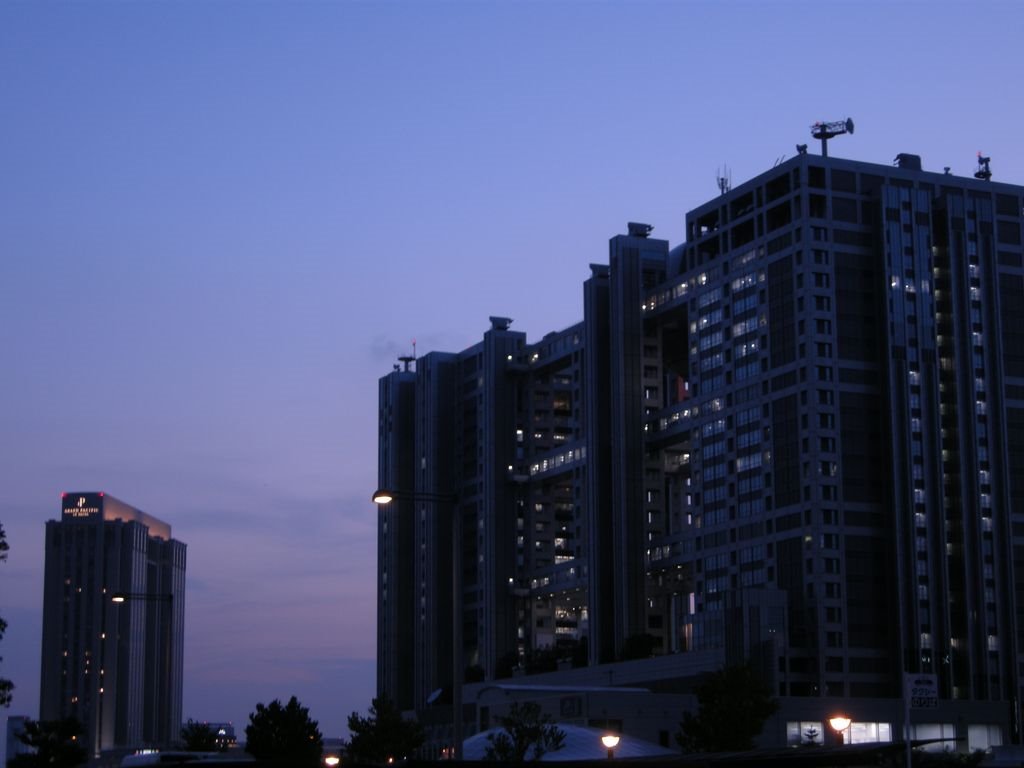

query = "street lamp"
[601,734,620,759]
[828,714,851,745]
[111,591,175,747]
[111,592,172,604]
[373,488,462,759]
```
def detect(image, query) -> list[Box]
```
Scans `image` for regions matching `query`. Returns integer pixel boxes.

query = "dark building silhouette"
[40,492,186,757]
[378,150,1024,751]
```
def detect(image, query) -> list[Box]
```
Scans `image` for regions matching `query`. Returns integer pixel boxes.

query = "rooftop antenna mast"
[975,152,992,181]
[810,117,855,157]
[716,166,731,195]
[397,339,417,372]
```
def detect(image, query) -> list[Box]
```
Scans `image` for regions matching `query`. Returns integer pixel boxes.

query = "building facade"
[377,151,1024,752]
[40,493,186,757]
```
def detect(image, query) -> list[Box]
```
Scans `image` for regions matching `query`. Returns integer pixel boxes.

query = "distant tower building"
[40,493,186,757]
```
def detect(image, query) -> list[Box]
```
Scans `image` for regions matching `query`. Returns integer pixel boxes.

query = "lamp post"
[110,592,172,604]
[94,587,112,758]
[111,591,175,747]
[601,734,620,759]
[828,715,851,746]
[373,488,462,760]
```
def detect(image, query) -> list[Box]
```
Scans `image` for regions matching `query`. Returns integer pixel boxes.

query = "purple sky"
[2,0,1023,750]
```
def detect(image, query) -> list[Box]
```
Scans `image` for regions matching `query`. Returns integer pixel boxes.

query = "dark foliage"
[181,718,220,751]
[496,651,519,679]
[913,749,987,768]
[523,648,558,675]
[676,662,780,753]
[619,633,658,660]
[244,696,322,766]
[1,523,13,708]
[483,702,565,763]
[345,696,425,765]
[8,716,88,767]
[570,636,588,667]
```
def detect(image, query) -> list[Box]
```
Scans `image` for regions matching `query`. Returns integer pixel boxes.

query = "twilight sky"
[2,0,1023,749]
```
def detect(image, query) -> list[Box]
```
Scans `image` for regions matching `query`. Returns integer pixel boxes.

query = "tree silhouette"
[180,718,220,751]
[1,523,13,707]
[676,662,779,753]
[244,696,322,766]
[8,716,88,767]
[619,632,658,661]
[345,696,424,764]
[483,702,565,763]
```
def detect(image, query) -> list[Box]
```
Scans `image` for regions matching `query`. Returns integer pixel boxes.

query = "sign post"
[908,674,939,709]
[904,673,939,767]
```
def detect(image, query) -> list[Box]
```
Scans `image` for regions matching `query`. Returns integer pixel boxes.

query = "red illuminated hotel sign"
[62,493,102,519]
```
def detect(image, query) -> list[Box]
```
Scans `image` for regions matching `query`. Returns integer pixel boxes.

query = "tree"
[8,716,88,768]
[1,523,13,708]
[483,702,565,763]
[676,662,779,753]
[345,696,425,765]
[915,749,987,768]
[523,647,558,674]
[619,632,658,661]
[569,636,588,668]
[244,696,322,766]
[496,650,520,679]
[181,719,220,751]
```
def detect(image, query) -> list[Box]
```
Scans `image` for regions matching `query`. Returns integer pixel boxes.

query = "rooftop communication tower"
[810,118,855,157]
[975,153,992,181]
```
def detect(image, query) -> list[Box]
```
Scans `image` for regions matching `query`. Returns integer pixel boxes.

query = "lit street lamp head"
[371,489,394,504]
[602,734,620,759]
[829,715,851,732]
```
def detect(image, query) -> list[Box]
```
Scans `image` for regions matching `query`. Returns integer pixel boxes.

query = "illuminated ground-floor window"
[911,723,957,752]
[849,722,892,744]
[786,721,893,746]
[966,724,1002,752]
[786,722,825,746]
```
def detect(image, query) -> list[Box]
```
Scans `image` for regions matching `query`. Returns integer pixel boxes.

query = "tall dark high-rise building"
[378,150,1024,752]
[40,493,186,757]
